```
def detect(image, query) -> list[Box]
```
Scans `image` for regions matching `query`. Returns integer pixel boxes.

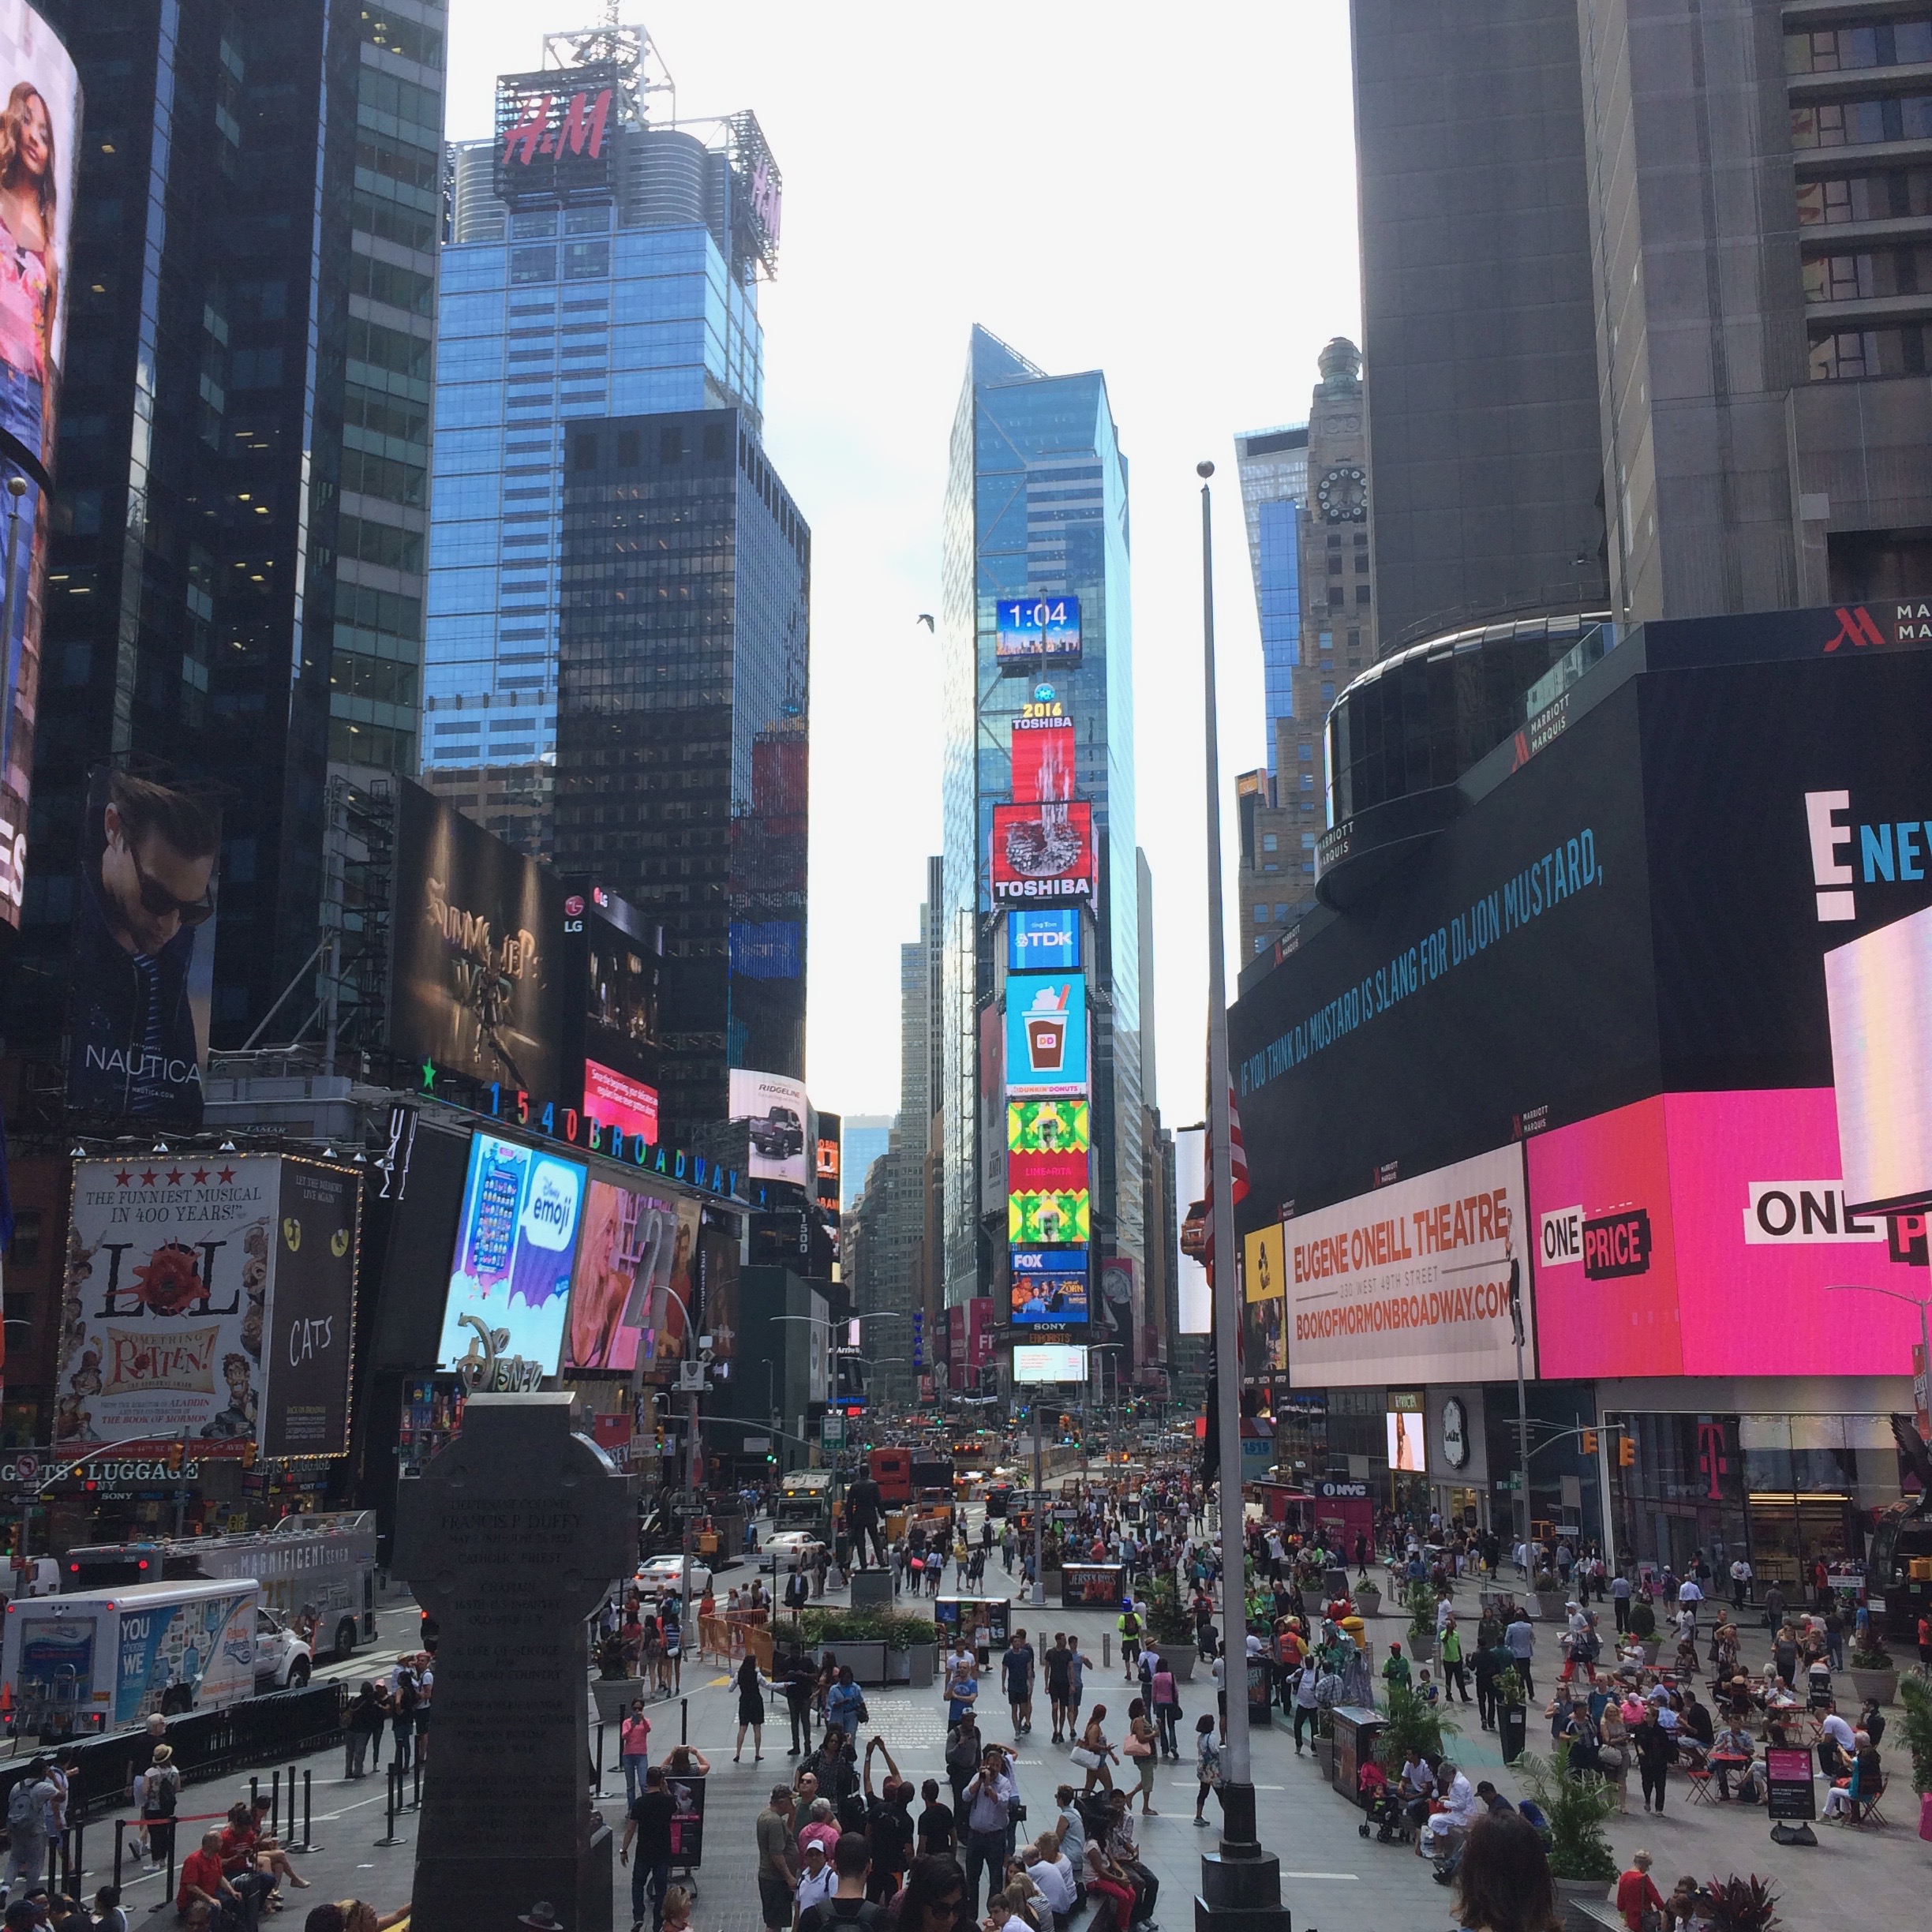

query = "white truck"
[2,1578,313,1736]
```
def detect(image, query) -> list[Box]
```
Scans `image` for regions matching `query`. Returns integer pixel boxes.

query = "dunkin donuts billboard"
[1004,974,1088,1096]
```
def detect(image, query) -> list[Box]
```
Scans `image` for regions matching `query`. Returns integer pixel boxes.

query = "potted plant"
[1702,1874,1780,1932]
[1519,1739,1618,1903]
[1354,1577,1382,1619]
[1848,1631,1896,1705]
[1898,1672,1932,1799]
[1405,1580,1437,1663]
[1372,1683,1451,1780]
[1495,1664,1529,1765]
[1144,1573,1196,1682]
[590,1631,649,1723]
[1627,1593,1661,1664]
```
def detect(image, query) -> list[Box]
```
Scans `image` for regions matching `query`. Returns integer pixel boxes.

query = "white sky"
[447,2,1362,1125]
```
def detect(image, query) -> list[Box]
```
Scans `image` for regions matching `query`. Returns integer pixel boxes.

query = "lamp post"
[1827,1281,1932,1432]
[1193,461,1289,1932]
[655,1282,703,1629]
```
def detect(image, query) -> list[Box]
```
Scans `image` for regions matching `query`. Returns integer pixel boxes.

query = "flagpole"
[1193,463,1286,1932]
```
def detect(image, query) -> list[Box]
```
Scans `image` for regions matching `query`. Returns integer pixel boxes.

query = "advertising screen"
[1527,1088,1926,1379]
[1824,901,1932,1212]
[438,1133,586,1376]
[577,900,661,1101]
[0,2,79,923]
[1385,1410,1427,1474]
[1013,1343,1088,1383]
[1242,1223,1286,1373]
[1281,1144,1530,1389]
[583,1058,658,1144]
[58,1156,335,1451]
[1005,974,1088,1095]
[1008,908,1081,972]
[814,1111,842,1213]
[1011,1246,1088,1324]
[1174,1126,1211,1335]
[729,1067,810,1185]
[564,1180,683,1373]
[1009,1189,1090,1246]
[995,595,1081,666]
[991,801,1095,908]
[1011,715,1076,805]
[1008,1097,1091,1196]
[259,1161,361,1458]
[65,767,222,1130]
[391,781,567,1103]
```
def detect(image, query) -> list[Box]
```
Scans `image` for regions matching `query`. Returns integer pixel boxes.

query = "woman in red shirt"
[1615,1849,1664,1931]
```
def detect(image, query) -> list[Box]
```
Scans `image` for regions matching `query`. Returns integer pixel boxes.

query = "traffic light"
[1581,1428,1599,1457]
[1618,1435,1636,1468]
[164,1440,184,1476]
[241,1442,258,1471]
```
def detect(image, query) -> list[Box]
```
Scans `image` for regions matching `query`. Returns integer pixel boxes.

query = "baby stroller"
[1356,1762,1402,1844]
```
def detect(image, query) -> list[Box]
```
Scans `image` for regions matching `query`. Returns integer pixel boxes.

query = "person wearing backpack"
[388,1658,419,1771]
[135,1742,181,1870]
[3,1756,55,1903]
[1116,1602,1141,1680]
[797,1829,883,1932]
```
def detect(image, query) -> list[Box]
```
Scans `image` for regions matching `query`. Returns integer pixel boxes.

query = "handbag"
[1123,1732,1152,1759]
[1070,1745,1103,1770]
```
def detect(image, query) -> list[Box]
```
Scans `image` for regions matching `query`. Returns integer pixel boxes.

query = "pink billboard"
[1528,1088,1926,1379]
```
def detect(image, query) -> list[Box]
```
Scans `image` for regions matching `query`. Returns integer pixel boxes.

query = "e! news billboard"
[1527,1088,1925,1380]
[1281,1144,1530,1389]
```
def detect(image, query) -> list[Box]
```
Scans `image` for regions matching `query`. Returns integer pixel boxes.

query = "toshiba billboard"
[1281,1145,1530,1389]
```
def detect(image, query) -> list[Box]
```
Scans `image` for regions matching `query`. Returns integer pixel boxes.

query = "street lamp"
[654,1281,704,1622]
[1193,459,1289,1932]
[1826,1281,1932,1425]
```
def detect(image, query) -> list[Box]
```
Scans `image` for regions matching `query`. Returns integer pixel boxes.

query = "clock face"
[1317,466,1368,523]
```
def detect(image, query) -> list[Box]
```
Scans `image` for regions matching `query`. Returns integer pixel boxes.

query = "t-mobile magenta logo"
[1696,1422,1729,1502]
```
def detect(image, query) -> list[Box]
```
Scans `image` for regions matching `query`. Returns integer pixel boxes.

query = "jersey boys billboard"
[1279,1145,1530,1388]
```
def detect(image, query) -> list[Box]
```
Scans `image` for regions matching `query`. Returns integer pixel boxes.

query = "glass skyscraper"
[421,31,768,858]
[1234,424,1308,772]
[21,0,446,1043]
[939,327,1142,1313]
[554,407,807,1137]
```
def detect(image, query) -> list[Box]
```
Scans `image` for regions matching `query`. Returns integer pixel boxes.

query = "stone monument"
[395,1391,634,1932]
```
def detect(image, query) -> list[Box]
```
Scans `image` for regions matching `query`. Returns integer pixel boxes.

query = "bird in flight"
[916,614,934,631]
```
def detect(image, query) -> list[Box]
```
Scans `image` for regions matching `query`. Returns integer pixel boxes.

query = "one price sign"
[1765,1747,1816,1822]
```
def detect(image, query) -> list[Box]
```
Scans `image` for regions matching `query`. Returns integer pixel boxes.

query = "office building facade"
[421,25,770,859]
[1235,339,1376,955]
[1353,0,1932,646]
[939,327,1144,1319]
[554,406,808,1140]
[20,0,445,1046]
[1234,422,1307,771]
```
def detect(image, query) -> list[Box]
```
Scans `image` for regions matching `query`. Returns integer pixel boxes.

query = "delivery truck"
[2,1578,313,1737]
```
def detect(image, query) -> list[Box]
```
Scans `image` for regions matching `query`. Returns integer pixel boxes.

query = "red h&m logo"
[1696,1422,1730,1501]
[1823,605,1885,652]
[501,88,612,167]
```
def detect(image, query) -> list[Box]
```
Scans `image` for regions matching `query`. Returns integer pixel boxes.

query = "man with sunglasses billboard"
[68,766,219,1127]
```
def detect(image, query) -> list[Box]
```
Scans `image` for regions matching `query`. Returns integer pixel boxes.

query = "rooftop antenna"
[541,13,676,127]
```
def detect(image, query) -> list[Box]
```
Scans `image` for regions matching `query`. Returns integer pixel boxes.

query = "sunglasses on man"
[122,834,215,925]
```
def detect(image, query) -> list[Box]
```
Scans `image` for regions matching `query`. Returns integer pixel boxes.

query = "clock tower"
[1234,338,1378,960]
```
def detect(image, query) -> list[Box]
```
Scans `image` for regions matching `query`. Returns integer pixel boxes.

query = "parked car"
[636,1554,713,1595]
[762,1532,827,1572]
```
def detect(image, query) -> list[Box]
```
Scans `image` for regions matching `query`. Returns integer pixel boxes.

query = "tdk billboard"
[1007,908,1081,972]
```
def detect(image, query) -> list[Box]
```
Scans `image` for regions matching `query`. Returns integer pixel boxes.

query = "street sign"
[676,1363,709,1392]
[13,1453,39,1488]
[822,1414,846,1447]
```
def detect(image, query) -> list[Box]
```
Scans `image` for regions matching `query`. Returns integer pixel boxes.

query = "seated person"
[1821,1733,1883,1820]
[1395,1749,1436,1836]
[1706,1719,1758,1800]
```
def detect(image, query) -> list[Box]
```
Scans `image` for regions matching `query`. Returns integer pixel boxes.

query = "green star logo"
[419,1058,436,1091]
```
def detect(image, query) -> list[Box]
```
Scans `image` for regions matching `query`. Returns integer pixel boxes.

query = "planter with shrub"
[1848,1634,1896,1705]
[1144,1574,1196,1680]
[1518,1739,1618,1891]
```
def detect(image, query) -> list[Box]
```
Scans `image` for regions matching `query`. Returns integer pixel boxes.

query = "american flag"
[1227,1083,1250,1206]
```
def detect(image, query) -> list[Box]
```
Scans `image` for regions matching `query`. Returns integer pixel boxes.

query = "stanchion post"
[411,1749,421,1810]
[301,1768,317,1852]
[166,1833,176,1902]
[593,1720,605,1796]
[681,1696,688,1744]
[286,1762,296,1836]
[114,1818,125,1896]
[250,1774,260,1816]
[271,1767,281,1837]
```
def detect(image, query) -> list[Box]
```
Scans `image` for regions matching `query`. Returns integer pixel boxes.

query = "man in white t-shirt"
[795,1838,836,1914]
[1729,1556,1753,1609]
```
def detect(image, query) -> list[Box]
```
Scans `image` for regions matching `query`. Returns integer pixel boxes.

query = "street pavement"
[38,1533,1932,1930]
